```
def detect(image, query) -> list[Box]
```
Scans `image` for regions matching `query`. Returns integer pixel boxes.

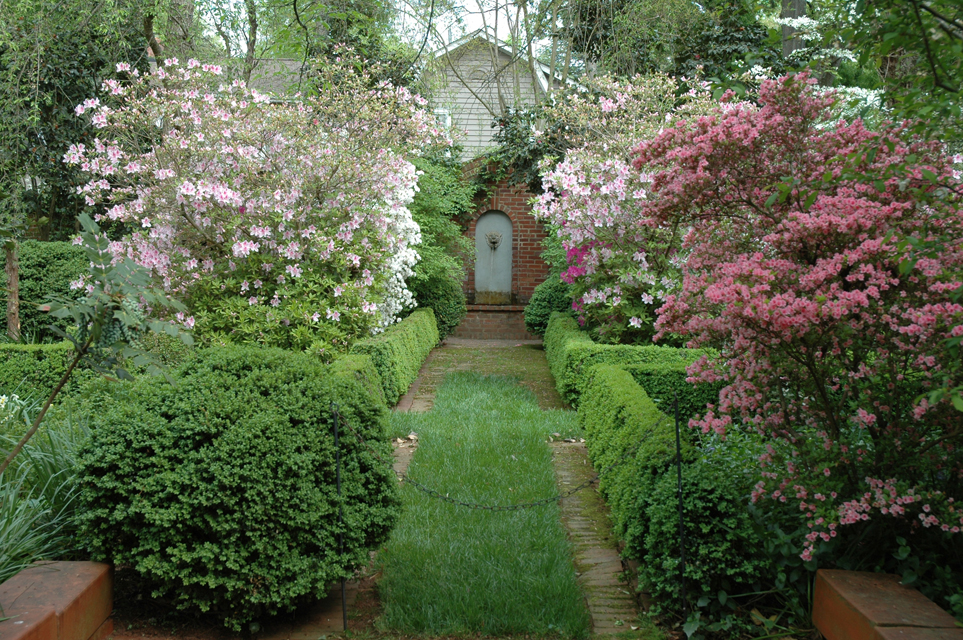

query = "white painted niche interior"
[474,210,512,304]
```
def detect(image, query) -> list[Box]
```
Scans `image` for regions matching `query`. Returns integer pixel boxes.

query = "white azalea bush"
[66,57,452,357]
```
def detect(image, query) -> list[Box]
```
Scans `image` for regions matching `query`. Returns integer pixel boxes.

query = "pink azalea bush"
[533,75,716,341]
[65,57,451,356]
[631,74,963,562]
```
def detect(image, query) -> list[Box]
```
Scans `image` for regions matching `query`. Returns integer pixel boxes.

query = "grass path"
[378,373,591,637]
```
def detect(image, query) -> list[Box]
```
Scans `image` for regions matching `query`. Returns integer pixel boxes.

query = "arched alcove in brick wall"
[454,178,552,341]
[474,210,512,304]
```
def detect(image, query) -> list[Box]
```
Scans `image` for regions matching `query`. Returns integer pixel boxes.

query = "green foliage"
[620,363,725,422]
[350,308,438,406]
[577,365,783,634]
[847,0,963,147]
[543,312,709,407]
[671,4,784,83]
[562,0,781,84]
[41,214,192,380]
[77,344,400,631]
[137,331,196,369]
[0,7,146,240]
[0,410,88,583]
[578,364,694,551]
[1,240,87,342]
[0,343,93,397]
[329,353,387,409]
[524,276,572,337]
[406,154,474,340]
[410,276,465,340]
[641,459,775,633]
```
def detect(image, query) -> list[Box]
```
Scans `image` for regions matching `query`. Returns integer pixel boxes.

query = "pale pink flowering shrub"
[534,75,716,342]
[631,74,963,563]
[66,57,451,355]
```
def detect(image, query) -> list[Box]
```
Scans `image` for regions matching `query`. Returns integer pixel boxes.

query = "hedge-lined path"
[395,337,562,412]
[392,338,644,637]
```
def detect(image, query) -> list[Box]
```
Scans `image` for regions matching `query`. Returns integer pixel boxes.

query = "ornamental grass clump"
[629,73,962,602]
[76,345,399,632]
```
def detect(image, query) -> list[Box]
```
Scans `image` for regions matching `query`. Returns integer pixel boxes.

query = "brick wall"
[464,179,551,305]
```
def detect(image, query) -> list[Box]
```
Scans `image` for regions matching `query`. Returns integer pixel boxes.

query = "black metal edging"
[333,403,347,632]
[674,392,687,615]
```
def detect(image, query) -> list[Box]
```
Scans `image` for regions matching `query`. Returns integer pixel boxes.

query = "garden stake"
[333,403,347,632]
[674,392,687,615]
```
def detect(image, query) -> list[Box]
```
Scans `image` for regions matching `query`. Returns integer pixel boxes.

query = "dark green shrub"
[524,276,572,336]
[578,364,695,550]
[350,308,438,405]
[137,331,195,368]
[640,459,773,634]
[77,345,400,631]
[0,343,93,397]
[410,275,466,340]
[1,241,87,342]
[620,363,724,422]
[544,313,710,406]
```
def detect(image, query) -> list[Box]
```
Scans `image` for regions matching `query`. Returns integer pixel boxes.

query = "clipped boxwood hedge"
[620,363,724,422]
[1,240,87,342]
[578,364,695,556]
[578,365,769,620]
[544,313,710,407]
[410,275,466,340]
[77,345,400,631]
[523,276,572,337]
[350,308,438,406]
[0,342,93,397]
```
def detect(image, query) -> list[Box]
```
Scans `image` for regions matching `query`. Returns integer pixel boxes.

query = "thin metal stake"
[333,403,347,632]
[674,392,687,615]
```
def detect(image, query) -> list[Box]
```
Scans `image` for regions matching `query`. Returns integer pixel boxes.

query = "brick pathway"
[553,442,639,635]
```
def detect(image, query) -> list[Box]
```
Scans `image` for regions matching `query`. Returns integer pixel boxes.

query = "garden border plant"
[350,307,438,406]
[77,344,399,632]
[544,312,711,407]
[0,214,191,478]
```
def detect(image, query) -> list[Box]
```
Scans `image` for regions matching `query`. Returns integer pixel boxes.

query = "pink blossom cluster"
[625,73,963,558]
[533,74,716,340]
[66,57,451,350]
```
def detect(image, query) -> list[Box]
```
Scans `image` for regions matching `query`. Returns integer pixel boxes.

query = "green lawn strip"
[378,372,590,638]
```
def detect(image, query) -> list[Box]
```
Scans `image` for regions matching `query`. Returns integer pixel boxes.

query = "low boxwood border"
[350,309,439,406]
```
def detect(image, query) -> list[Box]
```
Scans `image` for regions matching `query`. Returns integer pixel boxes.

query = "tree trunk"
[243,0,258,85]
[781,0,807,59]
[5,240,20,342]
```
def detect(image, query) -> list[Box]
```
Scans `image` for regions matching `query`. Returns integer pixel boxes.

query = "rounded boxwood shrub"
[76,345,400,631]
[410,274,466,340]
[524,276,572,336]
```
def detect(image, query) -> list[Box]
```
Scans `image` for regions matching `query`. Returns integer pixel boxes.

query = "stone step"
[452,308,539,341]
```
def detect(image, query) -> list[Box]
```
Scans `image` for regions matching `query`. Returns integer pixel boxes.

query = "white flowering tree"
[66,57,452,356]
